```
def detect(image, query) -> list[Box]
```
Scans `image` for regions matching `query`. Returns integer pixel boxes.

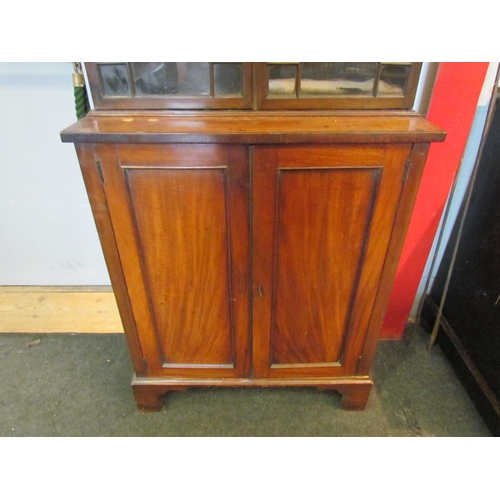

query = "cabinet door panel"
[272,168,379,365]
[127,168,232,365]
[98,144,250,378]
[252,145,410,379]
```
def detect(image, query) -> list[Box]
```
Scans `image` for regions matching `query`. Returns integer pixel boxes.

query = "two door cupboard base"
[131,376,373,412]
[61,107,445,415]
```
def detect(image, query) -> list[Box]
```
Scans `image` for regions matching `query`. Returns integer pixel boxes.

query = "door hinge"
[95,159,104,184]
[402,156,411,185]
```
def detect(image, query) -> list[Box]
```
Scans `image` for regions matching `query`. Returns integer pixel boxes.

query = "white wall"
[0,62,110,285]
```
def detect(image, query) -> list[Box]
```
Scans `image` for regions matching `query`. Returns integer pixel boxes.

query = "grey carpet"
[0,329,490,436]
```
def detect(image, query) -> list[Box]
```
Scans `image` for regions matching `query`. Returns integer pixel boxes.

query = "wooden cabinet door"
[96,144,251,379]
[252,144,411,379]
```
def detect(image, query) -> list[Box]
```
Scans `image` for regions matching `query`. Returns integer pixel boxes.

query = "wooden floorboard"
[0,286,123,334]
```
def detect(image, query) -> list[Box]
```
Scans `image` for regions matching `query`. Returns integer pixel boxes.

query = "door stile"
[252,146,278,378]
[340,144,412,374]
[75,143,148,376]
[226,146,252,378]
[95,143,164,375]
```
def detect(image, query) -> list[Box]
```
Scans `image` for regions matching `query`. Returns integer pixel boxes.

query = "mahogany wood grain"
[117,143,228,166]
[339,384,373,411]
[357,143,431,375]
[226,147,252,378]
[251,146,279,379]
[272,168,378,365]
[63,96,445,412]
[252,144,411,379]
[340,144,412,374]
[131,375,373,411]
[132,384,189,412]
[96,144,164,375]
[127,167,233,365]
[75,144,146,376]
[275,144,386,166]
[61,113,445,145]
[98,144,250,378]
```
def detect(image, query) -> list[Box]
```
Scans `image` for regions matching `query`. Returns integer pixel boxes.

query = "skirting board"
[0,286,123,334]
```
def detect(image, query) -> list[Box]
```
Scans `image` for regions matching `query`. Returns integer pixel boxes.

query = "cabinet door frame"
[255,63,422,111]
[95,143,251,379]
[251,144,412,379]
[86,63,253,110]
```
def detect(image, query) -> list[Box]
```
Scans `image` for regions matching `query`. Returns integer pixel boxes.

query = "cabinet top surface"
[61,112,446,144]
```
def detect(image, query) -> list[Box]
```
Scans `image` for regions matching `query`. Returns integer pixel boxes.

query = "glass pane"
[99,64,131,96]
[214,63,243,96]
[268,64,297,96]
[300,63,378,96]
[131,62,210,96]
[377,64,410,96]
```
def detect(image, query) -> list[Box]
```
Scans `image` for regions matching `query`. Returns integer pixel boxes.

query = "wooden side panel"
[75,144,147,376]
[253,145,410,379]
[272,168,379,364]
[98,144,250,378]
[358,143,430,374]
[340,144,411,374]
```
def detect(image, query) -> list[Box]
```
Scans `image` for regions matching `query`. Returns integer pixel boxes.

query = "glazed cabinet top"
[85,62,422,111]
[62,62,445,145]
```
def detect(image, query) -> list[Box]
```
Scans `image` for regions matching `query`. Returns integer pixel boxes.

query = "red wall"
[381,62,490,340]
